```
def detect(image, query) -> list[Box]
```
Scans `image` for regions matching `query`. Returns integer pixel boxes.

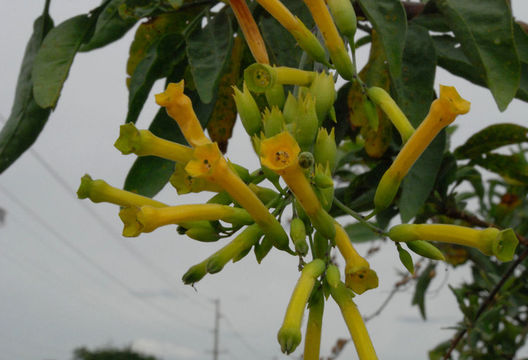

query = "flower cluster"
[78,0,519,358]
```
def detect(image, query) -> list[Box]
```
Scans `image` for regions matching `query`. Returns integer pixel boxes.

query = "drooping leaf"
[357,0,407,81]
[412,262,436,319]
[0,13,54,174]
[473,153,528,185]
[206,36,243,152]
[125,33,186,124]
[126,7,206,79]
[344,222,379,243]
[397,24,441,222]
[80,0,138,52]
[454,124,528,160]
[435,0,520,111]
[187,10,233,104]
[393,24,436,127]
[399,131,446,222]
[32,14,94,108]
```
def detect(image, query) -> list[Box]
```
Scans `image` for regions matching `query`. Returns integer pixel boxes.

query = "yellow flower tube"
[374,85,470,212]
[260,131,336,239]
[389,224,518,262]
[255,0,329,65]
[114,123,193,163]
[77,174,166,208]
[185,142,289,250]
[302,0,354,80]
[119,204,254,237]
[229,0,270,64]
[330,282,378,360]
[277,259,325,354]
[155,81,211,147]
[334,223,378,294]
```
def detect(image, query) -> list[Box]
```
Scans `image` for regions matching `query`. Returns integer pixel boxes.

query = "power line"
[0,183,209,332]
[221,310,264,358]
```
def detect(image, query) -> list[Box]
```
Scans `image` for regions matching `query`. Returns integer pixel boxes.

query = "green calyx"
[233,83,262,136]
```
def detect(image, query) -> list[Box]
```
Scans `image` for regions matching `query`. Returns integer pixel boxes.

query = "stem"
[333,198,387,236]
[442,246,528,359]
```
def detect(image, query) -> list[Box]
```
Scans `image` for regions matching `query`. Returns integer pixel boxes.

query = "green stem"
[333,198,387,236]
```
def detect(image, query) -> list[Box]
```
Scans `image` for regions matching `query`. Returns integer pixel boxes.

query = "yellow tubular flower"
[119,204,254,237]
[303,288,324,360]
[331,282,378,360]
[229,0,270,64]
[77,174,166,208]
[334,223,378,294]
[367,87,415,143]
[277,259,325,354]
[256,0,329,65]
[170,163,223,195]
[244,63,316,93]
[185,142,289,250]
[389,224,518,262]
[114,123,193,163]
[260,131,336,239]
[302,0,354,79]
[374,85,470,212]
[155,81,211,147]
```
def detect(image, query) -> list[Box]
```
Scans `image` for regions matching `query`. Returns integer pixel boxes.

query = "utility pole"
[213,298,220,360]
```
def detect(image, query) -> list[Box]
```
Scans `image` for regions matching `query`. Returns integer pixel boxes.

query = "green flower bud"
[265,83,286,109]
[314,172,334,189]
[186,226,221,242]
[310,209,336,240]
[182,261,207,285]
[233,83,262,136]
[290,218,308,256]
[262,106,286,137]
[314,164,334,211]
[406,240,445,261]
[363,97,379,131]
[206,191,233,205]
[282,92,297,124]
[207,224,263,273]
[249,183,279,205]
[327,0,357,40]
[308,72,336,124]
[291,94,319,151]
[314,128,337,172]
[228,161,251,183]
[298,152,315,169]
[304,287,324,360]
[325,264,341,288]
[373,171,401,212]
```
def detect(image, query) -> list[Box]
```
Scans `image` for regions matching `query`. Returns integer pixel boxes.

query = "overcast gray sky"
[1,1,527,360]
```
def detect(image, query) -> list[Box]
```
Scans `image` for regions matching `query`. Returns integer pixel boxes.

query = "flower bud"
[298,152,314,169]
[314,164,334,211]
[186,225,221,242]
[290,218,309,256]
[396,244,414,274]
[233,83,263,136]
[262,106,286,137]
[367,87,414,143]
[282,92,297,124]
[303,288,324,360]
[265,83,286,109]
[291,94,319,151]
[314,128,337,172]
[248,184,279,205]
[182,261,207,285]
[325,264,340,288]
[277,259,325,354]
[406,240,446,261]
[308,72,336,124]
[327,0,357,40]
[206,224,263,273]
[373,171,401,213]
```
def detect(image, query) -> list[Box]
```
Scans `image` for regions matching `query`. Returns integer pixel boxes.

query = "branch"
[442,246,528,359]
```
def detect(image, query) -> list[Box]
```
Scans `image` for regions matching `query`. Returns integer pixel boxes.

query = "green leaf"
[80,0,138,52]
[32,14,93,108]
[0,13,54,174]
[399,131,446,222]
[186,11,233,104]
[125,33,186,124]
[357,0,407,81]
[412,262,436,319]
[344,222,379,243]
[473,153,528,184]
[454,123,528,159]
[435,0,521,111]
[393,24,436,127]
